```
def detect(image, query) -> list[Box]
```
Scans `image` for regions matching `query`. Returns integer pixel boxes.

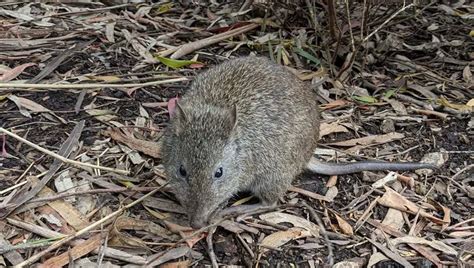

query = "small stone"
[416,151,449,176]
[381,119,396,133]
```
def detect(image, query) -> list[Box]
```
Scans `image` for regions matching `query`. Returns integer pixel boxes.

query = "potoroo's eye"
[214,167,223,178]
[178,165,187,177]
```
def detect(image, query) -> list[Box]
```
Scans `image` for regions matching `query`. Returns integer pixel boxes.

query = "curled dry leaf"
[328,210,354,235]
[378,187,447,224]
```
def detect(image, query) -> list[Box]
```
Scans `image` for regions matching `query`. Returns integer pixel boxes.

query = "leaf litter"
[0,1,472,267]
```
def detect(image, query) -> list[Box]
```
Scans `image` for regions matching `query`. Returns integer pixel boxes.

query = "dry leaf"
[38,234,103,268]
[372,172,397,188]
[85,109,117,122]
[319,122,349,138]
[367,252,389,267]
[105,128,161,158]
[259,212,319,237]
[146,247,191,267]
[448,231,474,238]
[320,99,350,110]
[180,230,206,248]
[8,95,51,118]
[259,227,308,252]
[327,132,404,147]
[391,236,457,255]
[0,62,35,82]
[326,175,338,188]
[462,65,472,83]
[378,187,446,224]
[467,99,474,107]
[160,260,191,268]
[328,210,354,235]
[324,186,338,202]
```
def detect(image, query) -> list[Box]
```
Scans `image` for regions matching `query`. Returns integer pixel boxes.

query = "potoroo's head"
[161,102,243,228]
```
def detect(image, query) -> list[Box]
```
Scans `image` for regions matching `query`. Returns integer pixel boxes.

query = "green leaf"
[383,89,396,99]
[156,3,173,14]
[155,56,199,70]
[293,47,320,66]
[352,95,377,104]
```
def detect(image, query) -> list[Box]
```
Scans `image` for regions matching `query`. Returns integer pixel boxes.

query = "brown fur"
[161,56,319,228]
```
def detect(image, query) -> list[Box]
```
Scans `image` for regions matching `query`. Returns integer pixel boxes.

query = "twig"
[236,233,255,258]
[0,240,56,255]
[301,202,334,266]
[0,181,28,195]
[326,0,338,40]
[28,186,158,203]
[0,127,129,175]
[363,3,415,42]
[0,77,187,90]
[206,226,219,268]
[446,164,474,196]
[238,0,254,12]
[410,107,449,120]
[12,183,166,268]
[344,0,356,52]
[166,23,259,59]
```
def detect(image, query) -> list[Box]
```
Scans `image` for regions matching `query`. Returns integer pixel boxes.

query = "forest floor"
[0,1,473,267]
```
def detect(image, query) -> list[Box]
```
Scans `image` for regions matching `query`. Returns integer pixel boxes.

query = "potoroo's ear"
[174,100,188,134]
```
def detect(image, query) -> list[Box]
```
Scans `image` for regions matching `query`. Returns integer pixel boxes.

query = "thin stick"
[206,226,219,268]
[0,77,187,89]
[13,183,166,268]
[28,186,158,203]
[0,127,129,175]
[363,2,414,42]
[301,202,334,266]
[169,23,259,59]
[0,180,28,195]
